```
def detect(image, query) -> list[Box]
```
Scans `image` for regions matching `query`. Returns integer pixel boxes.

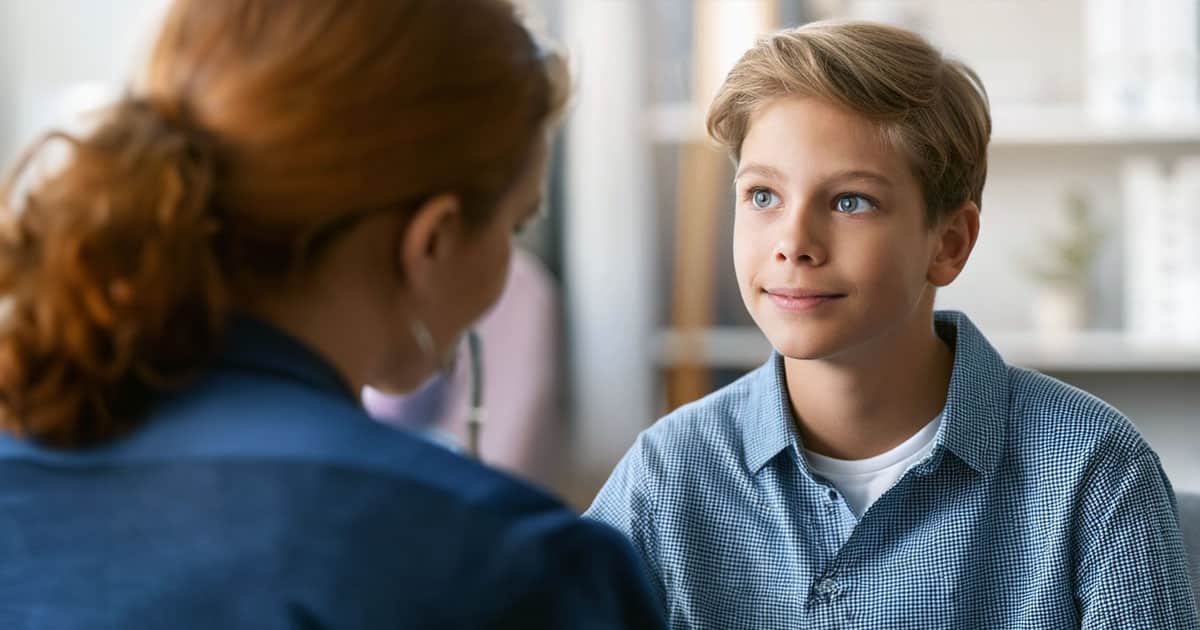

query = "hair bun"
[0,97,230,447]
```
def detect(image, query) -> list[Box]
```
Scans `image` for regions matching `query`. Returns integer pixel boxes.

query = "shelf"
[656,327,772,369]
[654,326,1200,373]
[990,106,1200,147]
[648,102,1200,148]
[986,331,1200,372]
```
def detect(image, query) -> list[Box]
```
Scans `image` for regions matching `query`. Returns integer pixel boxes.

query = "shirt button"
[815,577,841,598]
[828,489,839,501]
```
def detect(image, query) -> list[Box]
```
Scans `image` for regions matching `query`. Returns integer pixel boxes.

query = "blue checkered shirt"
[586,311,1199,629]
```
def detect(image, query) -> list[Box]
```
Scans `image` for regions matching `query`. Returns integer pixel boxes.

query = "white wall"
[0,0,171,162]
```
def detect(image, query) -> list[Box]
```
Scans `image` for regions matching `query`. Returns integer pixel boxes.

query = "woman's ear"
[397,193,462,296]
[927,200,981,288]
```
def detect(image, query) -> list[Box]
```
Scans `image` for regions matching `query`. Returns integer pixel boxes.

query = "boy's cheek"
[733,247,768,295]
[732,226,772,264]
[731,241,754,282]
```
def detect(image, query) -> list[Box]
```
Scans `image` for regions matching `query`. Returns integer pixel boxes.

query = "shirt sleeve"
[463,508,666,630]
[583,434,666,608]
[1073,444,1199,628]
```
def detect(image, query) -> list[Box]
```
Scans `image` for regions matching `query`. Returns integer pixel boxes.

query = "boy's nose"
[774,209,828,265]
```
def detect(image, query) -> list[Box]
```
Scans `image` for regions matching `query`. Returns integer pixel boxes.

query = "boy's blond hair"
[706,20,991,223]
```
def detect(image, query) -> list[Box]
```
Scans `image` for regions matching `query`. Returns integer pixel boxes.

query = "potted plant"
[1024,191,1106,336]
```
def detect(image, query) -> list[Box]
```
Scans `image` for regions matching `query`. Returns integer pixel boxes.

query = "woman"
[0,1,663,628]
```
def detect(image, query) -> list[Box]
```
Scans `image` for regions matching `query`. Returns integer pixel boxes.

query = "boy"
[586,21,1198,629]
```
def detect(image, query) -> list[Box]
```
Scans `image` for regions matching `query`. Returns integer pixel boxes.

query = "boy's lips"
[763,287,846,312]
[764,287,844,298]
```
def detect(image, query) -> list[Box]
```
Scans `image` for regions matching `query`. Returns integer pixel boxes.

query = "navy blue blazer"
[0,317,664,629]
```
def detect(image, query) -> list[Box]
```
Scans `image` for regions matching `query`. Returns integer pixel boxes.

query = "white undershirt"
[804,414,942,518]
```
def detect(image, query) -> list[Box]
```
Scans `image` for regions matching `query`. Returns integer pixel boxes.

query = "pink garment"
[362,249,562,486]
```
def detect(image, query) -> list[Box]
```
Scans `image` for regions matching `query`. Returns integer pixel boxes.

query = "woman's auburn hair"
[0,0,569,447]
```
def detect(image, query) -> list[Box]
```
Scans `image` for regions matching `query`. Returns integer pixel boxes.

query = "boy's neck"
[783,312,954,461]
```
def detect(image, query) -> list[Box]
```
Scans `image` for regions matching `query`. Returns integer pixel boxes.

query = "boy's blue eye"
[750,188,780,209]
[834,194,876,214]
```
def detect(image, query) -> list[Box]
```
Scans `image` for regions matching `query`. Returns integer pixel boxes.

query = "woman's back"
[0,318,660,628]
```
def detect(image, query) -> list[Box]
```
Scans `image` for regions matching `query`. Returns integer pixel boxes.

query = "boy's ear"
[927,200,981,288]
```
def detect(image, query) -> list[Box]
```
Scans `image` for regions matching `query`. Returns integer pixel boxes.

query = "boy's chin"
[764,327,855,362]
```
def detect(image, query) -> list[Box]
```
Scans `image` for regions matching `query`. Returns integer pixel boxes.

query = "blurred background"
[1,0,1198,509]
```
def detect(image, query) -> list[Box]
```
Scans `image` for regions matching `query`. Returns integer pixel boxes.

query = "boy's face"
[733,96,959,362]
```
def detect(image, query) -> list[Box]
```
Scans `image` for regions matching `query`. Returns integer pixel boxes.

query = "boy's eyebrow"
[827,169,894,188]
[734,162,787,183]
[734,165,894,189]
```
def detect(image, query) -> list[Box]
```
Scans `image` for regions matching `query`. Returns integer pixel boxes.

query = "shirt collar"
[739,310,1008,476]
[740,348,798,475]
[929,310,1008,475]
[219,315,357,401]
